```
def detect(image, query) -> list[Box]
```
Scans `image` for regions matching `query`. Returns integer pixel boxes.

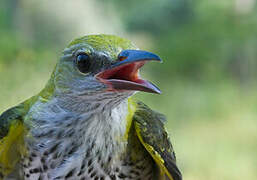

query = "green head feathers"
[68,34,137,59]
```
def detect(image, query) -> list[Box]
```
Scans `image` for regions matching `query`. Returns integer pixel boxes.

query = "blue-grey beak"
[113,49,162,67]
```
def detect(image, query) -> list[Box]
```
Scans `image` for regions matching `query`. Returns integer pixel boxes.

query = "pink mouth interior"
[96,61,146,83]
[95,61,160,94]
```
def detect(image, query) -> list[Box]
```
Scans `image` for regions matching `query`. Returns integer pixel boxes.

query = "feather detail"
[133,100,182,180]
[0,120,27,176]
[123,97,137,141]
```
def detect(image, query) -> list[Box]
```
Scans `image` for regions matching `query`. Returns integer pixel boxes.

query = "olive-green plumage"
[0,34,182,180]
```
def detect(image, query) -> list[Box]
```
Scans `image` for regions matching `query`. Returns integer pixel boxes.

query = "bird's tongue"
[96,61,161,94]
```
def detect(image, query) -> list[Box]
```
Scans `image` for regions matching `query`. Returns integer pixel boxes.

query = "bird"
[0,34,182,180]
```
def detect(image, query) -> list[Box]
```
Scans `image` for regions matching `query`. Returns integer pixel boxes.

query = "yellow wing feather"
[132,100,182,180]
[135,122,174,180]
[0,120,27,177]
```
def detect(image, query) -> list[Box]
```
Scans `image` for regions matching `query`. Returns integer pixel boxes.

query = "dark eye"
[76,53,91,73]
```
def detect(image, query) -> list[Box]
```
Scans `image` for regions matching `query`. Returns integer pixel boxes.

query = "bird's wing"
[0,104,28,178]
[132,100,182,180]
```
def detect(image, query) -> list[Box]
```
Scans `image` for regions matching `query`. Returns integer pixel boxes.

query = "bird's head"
[46,35,161,107]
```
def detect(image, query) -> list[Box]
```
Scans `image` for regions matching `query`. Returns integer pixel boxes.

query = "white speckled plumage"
[19,91,153,180]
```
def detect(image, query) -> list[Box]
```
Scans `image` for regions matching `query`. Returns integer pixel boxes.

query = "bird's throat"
[29,97,133,164]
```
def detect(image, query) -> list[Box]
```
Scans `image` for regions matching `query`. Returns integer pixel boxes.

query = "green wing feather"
[0,104,28,179]
[133,101,182,180]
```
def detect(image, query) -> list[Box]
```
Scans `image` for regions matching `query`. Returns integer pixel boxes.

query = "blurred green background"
[1,0,257,179]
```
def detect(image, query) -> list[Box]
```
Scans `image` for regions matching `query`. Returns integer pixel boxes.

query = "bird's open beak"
[96,49,162,94]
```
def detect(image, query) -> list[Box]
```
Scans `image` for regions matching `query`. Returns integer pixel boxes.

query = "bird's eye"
[76,53,91,73]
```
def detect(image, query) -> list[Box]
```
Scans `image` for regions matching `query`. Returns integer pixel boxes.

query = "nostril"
[118,56,127,61]
[118,50,130,59]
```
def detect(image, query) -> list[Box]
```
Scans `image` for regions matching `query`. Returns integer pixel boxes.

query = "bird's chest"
[21,105,155,179]
[21,138,154,180]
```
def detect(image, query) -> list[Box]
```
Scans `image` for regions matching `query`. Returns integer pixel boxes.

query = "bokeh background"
[1,0,257,179]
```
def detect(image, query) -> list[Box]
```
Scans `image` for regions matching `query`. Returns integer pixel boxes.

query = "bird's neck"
[28,95,136,163]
